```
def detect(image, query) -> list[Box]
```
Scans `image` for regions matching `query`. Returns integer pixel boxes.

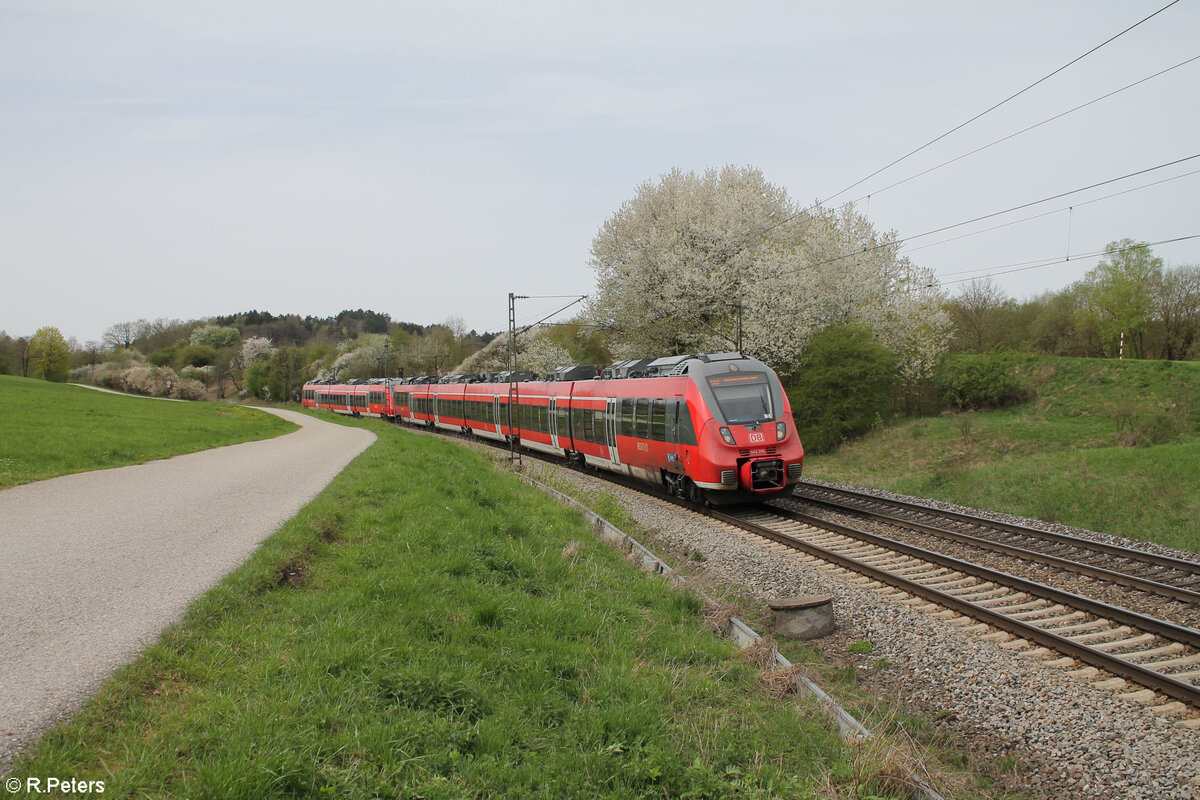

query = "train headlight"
[719,426,736,445]
[776,421,786,440]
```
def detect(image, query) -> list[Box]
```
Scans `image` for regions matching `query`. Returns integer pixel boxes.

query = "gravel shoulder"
[0,409,375,772]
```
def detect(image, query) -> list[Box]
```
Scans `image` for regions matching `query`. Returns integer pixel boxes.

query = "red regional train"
[302,352,803,504]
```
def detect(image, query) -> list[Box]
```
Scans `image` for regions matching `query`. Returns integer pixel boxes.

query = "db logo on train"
[748,432,764,443]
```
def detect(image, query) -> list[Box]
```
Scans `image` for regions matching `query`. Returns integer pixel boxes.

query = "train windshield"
[707,372,774,424]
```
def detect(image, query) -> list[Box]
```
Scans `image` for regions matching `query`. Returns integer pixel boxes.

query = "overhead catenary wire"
[820,0,1182,206]
[848,52,1200,206]
[514,295,588,337]
[588,3,1189,301]
[804,153,1200,272]
[899,167,1200,257]
[936,235,1200,286]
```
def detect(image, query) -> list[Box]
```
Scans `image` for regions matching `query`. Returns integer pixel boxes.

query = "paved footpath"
[0,409,375,771]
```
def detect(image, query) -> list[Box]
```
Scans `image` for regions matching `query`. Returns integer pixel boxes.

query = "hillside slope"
[804,356,1200,553]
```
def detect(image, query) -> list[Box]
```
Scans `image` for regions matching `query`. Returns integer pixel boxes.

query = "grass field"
[0,376,296,488]
[806,356,1200,553]
[9,414,1012,799]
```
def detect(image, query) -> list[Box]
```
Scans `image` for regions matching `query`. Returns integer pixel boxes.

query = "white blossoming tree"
[587,165,951,383]
[241,336,275,366]
[321,333,392,380]
[519,335,572,377]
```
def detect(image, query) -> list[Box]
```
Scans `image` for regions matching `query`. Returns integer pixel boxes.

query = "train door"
[549,398,559,448]
[605,398,619,464]
[668,397,686,469]
[493,396,501,435]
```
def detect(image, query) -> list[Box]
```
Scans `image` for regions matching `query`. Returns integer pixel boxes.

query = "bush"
[71,361,128,390]
[174,344,217,369]
[121,366,179,398]
[180,366,210,383]
[245,361,270,400]
[785,324,898,454]
[146,345,179,367]
[1116,408,1188,448]
[175,379,207,401]
[936,352,1031,411]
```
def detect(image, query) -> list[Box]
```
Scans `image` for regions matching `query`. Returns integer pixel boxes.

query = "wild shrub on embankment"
[935,351,1032,411]
[786,324,898,454]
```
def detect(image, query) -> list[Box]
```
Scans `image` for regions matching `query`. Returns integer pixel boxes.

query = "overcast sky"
[2,1,1197,344]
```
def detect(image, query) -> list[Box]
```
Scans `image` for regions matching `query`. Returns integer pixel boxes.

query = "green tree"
[28,326,72,382]
[785,324,898,454]
[1078,239,1163,358]
[1153,263,1200,360]
[946,278,1008,353]
[174,344,218,368]
[544,316,612,367]
[189,324,242,350]
[0,331,16,375]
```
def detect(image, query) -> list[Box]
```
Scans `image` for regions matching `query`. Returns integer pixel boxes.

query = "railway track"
[705,502,1200,712]
[790,480,1200,605]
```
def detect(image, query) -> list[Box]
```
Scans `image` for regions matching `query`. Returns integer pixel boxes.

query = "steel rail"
[795,480,1200,578]
[705,504,1200,709]
[785,493,1200,605]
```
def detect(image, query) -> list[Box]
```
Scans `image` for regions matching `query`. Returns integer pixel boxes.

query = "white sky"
[2,1,1197,344]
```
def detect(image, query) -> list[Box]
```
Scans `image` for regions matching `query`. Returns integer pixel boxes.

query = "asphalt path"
[0,408,375,772]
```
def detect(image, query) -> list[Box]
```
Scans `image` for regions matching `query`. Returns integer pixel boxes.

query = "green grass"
[0,376,296,488]
[12,415,869,799]
[529,467,1025,799]
[807,356,1200,552]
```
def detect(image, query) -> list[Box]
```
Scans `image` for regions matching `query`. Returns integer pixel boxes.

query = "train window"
[573,407,595,443]
[708,373,774,424]
[650,399,666,441]
[635,398,649,438]
[617,398,631,436]
[557,405,570,441]
[674,400,698,446]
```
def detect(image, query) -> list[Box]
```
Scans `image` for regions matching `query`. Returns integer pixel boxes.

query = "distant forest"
[0,309,500,402]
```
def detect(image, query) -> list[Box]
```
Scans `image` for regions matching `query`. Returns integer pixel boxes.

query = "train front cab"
[686,357,803,501]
